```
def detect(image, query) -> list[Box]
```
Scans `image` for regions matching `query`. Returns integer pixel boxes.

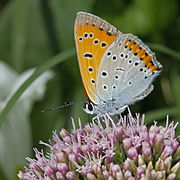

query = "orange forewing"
[75,23,116,104]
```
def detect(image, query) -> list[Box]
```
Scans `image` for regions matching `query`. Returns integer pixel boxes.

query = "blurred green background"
[0,0,179,179]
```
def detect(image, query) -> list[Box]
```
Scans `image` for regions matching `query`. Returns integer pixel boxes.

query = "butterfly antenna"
[41,101,84,112]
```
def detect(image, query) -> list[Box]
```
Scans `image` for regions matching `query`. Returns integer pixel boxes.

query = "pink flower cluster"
[18,114,180,180]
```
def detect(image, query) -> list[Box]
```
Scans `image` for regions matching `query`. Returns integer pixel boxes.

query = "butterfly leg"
[116,105,136,123]
[116,105,128,114]
[92,113,103,124]
[124,105,137,124]
[104,113,116,127]
[92,113,116,127]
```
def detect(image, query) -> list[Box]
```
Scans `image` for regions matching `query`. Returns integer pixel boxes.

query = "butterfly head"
[82,100,97,115]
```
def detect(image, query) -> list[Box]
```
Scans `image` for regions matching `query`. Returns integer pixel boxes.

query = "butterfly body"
[74,12,162,115]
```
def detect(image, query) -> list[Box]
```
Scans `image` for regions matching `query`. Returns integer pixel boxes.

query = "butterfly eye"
[88,103,93,111]
[82,101,95,115]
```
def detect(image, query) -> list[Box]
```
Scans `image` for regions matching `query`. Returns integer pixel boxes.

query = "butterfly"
[74,12,162,116]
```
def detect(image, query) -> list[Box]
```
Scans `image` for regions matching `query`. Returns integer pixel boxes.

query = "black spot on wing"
[84,53,93,59]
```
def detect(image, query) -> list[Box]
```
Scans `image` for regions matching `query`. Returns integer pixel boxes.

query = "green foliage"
[0,0,179,179]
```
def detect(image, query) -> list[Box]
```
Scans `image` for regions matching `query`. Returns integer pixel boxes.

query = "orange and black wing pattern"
[74,12,121,104]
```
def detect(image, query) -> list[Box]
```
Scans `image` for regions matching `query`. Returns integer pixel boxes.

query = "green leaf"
[11,0,30,72]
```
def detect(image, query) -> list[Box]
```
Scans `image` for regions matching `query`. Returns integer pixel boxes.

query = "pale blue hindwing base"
[95,33,162,114]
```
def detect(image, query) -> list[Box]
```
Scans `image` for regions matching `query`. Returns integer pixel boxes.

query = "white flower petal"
[0,61,54,179]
